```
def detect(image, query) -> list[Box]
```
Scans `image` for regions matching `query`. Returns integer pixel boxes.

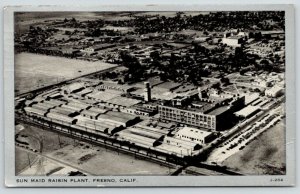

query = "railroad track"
[15,65,119,99]
[16,116,181,175]
[16,114,245,176]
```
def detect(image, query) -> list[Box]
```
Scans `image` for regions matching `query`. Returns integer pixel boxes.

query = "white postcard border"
[4,4,295,187]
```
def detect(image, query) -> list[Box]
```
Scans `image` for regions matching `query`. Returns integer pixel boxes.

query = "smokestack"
[198,87,202,99]
[144,82,151,102]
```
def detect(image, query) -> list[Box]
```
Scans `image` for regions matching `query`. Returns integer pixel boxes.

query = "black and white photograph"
[3,5,295,187]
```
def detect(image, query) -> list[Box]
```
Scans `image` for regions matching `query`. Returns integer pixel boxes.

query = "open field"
[15,123,76,154]
[15,122,174,176]
[15,12,133,34]
[15,148,38,174]
[16,12,209,24]
[102,25,134,33]
[15,53,117,94]
[223,120,286,175]
[15,123,77,175]
[48,143,173,176]
[17,151,81,176]
[177,29,204,36]
[134,12,210,18]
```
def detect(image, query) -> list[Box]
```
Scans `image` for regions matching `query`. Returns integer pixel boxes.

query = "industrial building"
[98,81,134,93]
[20,77,247,160]
[76,87,93,97]
[67,101,90,110]
[86,91,119,102]
[144,82,151,102]
[116,124,167,149]
[75,116,123,135]
[222,31,246,47]
[158,89,245,131]
[124,103,157,117]
[222,36,244,47]
[24,107,47,117]
[80,107,108,119]
[63,82,86,94]
[98,111,139,127]
[265,86,284,97]
[46,112,78,125]
[235,105,260,118]
[50,106,79,117]
[162,136,201,151]
[175,126,214,145]
[106,96,141,109]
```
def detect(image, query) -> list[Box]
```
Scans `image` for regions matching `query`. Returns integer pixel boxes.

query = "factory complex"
[13,11,286,177]
[16,74,266,159]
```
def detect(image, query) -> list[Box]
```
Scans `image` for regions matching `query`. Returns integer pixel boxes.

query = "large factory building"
[158,89,245,131]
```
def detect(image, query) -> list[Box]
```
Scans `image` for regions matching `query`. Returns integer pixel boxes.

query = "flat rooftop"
[177,126,212,139]
[156,81,182,90]
[235,105,260,118]
[86,91,119,102]
[134,77,164,88]
[226,35,244,40]
[107,96,141,107]
[206,106,229,116]
[100,81,134,91]
[163,100,217,114]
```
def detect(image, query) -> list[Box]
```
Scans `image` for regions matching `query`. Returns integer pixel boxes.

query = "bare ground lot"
[17,150,80,176]
[134,12,210,18]
[15,12,133,34]
[222,120,286,175]
[15,123,75,154]
[102,25,134,33]
[15,123,173,176]
[48,144,173,176]
[15,53,117,95]
[15,148,38,174]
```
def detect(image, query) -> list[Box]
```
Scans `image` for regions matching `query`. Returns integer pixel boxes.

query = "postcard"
[3,4,295,187]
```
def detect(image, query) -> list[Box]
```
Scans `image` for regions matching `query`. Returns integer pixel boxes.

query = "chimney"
[144,82,151,102]
[198,87,202,99]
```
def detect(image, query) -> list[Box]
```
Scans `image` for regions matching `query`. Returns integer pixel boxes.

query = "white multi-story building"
[222,31,246,47]
[265,86,284,97]
[175,126,214,145]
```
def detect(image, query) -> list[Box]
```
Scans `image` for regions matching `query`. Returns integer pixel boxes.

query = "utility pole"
[57,134,62,148]
[27,153,31,168]
[168,160,170,175]
[39,137,44,154]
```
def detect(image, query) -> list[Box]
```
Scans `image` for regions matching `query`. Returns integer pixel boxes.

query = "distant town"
[14,11,286,176]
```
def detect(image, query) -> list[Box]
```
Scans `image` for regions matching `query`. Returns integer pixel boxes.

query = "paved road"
[198,96,284,162]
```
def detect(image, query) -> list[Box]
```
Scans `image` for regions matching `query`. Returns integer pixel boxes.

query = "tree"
[150,50,160,61]
[260,59,269,66]
[220,77,230,85]
[71,17,77,23]
[254,88,261,93]
[212,82,221,89]
[65,30,72,35]
[120,51,145,82]
[159,73,167,81]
